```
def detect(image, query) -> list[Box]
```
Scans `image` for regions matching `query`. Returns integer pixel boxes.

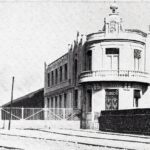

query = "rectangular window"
[64,93,67,108]
[106,48,119,54]
[55,69,58,84]
[87,51,92,70]
[47,73,50,87]
[51,97,53,108]
[55,96,57,108]
[51,71,54,85]
[134,90,141,108]
[87,90,92,112]
[47,98,50,108]
[59,95,62,108]
[134,49,141,71]
[105,89,119,110]
[105,48,119,70]
[64,64,68,80]
[74,90,78,108]
[60,66,63,82]
[74,59,78,80]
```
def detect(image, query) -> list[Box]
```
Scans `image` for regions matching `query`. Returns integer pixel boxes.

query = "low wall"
[99,109,150,135]
[0,120,80,130]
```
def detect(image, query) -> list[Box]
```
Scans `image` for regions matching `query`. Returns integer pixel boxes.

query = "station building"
[44,3,150,129]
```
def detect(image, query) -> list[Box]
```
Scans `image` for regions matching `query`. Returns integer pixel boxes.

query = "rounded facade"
[79,5,150,129]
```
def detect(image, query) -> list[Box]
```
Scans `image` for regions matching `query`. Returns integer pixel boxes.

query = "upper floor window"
[105,48,119,70]
[64,63,68,80]
[51,71,54,85]
[60,66,63,82]
[87,50,92,70]
[55,69,58,84]
[106,48,119,55]
[134,49,141,71]
[47,73,50,87]
[74,59,78,80]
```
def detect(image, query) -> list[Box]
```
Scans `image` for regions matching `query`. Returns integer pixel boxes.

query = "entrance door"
[105,89,119,110]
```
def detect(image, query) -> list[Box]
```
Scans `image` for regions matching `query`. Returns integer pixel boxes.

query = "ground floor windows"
[74,90,78,108]
[87,90,92,112]
[105,89,119,110]
[55,96,58,108]
[51,97,53,108]
[48,93,68,108]
[47,98,50,108]
[64,93,67,108]
[59,95,62,108]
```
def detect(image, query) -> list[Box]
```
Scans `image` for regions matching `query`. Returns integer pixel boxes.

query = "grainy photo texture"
[0,0,150,149]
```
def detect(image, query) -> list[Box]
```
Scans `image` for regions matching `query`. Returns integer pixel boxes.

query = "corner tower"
[80,2,150,129]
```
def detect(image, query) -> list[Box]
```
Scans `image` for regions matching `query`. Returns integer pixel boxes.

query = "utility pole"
[8,76,14,130]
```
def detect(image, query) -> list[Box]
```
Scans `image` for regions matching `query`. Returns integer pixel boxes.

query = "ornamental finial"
[110,1,118,14]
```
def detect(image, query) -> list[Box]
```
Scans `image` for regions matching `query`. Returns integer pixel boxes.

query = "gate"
[0,107,81,121]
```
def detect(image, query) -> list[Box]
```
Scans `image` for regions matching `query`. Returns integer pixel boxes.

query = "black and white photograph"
[0,0,150,149]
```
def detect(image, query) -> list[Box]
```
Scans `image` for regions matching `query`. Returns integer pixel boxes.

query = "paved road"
[0,128,150,150]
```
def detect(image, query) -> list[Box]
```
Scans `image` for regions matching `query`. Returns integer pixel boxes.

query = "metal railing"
[0,107,81,121]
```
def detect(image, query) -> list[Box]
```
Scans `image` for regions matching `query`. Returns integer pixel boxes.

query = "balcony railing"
[79,70,150,84]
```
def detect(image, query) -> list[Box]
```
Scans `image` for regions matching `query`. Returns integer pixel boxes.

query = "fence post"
[22,107,24,120]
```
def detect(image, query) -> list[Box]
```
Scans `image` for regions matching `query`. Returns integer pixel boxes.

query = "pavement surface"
[0,128,150,150]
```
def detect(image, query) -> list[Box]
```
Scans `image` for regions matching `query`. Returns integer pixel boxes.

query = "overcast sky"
[0,0,150,105]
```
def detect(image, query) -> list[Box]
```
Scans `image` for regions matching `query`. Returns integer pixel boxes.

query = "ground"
[0,128,150,150]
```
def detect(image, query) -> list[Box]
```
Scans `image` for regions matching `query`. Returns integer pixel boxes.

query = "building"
[2,88,44,108]
[44,3,150,129]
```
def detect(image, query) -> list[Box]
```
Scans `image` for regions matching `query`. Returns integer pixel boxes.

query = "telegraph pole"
[8,76,14,130]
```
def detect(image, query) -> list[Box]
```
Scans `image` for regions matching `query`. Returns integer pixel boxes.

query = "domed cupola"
[103,2,123,34]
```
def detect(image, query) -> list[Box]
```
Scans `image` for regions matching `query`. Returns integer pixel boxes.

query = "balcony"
[79,70,150,84]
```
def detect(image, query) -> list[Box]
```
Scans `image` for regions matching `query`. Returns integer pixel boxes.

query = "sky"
[0,0,150,105]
